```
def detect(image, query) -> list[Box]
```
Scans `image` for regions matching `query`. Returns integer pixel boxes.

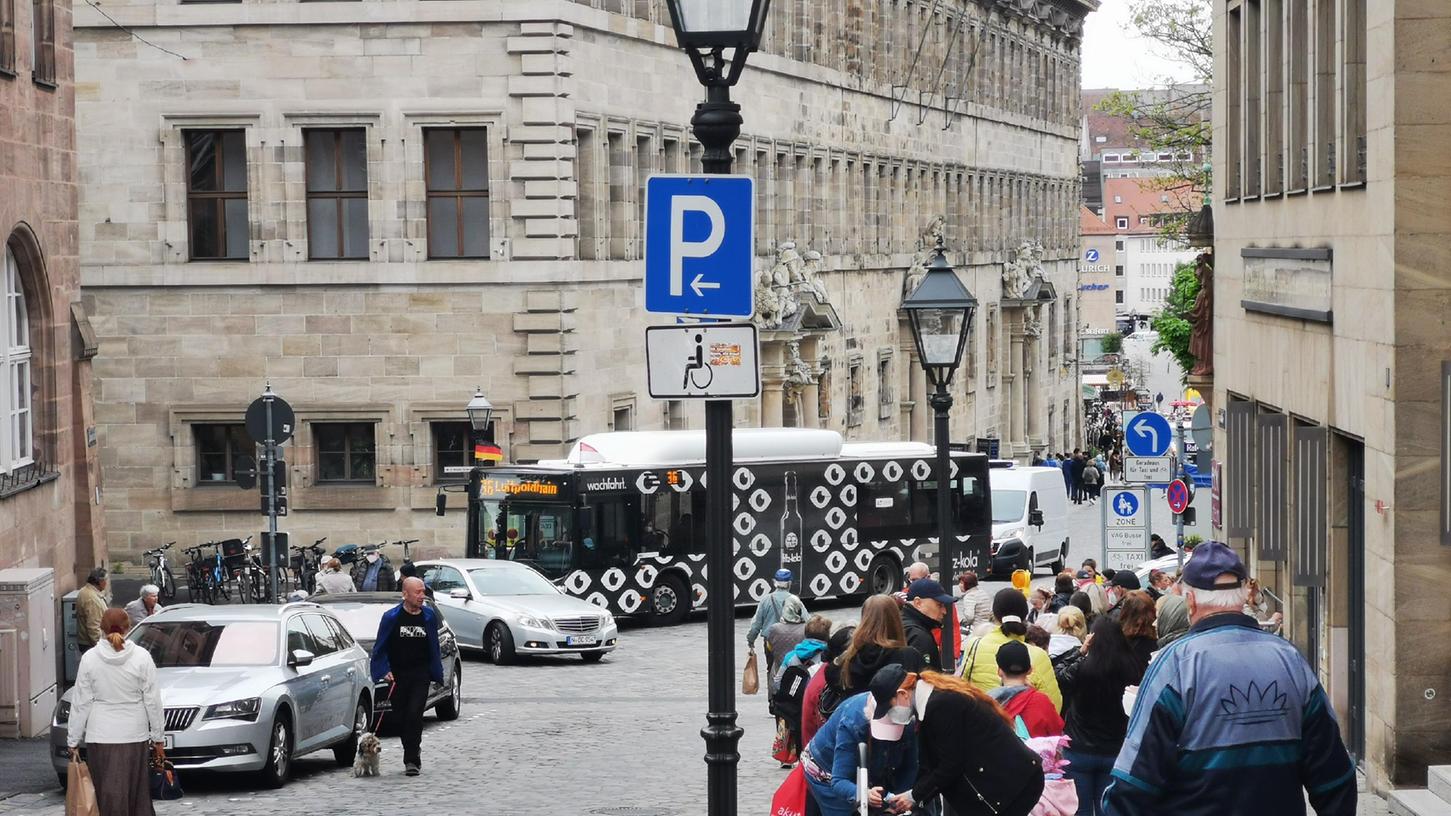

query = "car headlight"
[516,615,553,630]
[998,527,1025,542]
[203,697,261,722]
[54,700,70,725]
[602,612,615,628]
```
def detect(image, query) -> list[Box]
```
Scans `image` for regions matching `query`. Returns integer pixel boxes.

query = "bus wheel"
[650,574,690,626]
[866,556,898,596]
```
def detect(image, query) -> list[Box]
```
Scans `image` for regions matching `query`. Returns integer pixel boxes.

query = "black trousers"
[392,673,430,766]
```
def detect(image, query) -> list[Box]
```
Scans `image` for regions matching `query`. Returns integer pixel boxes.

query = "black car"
[312,593,463,725]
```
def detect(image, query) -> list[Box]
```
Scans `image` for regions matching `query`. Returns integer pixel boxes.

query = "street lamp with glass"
[463,388,493,559]
[661,2,769,814]
[901,237,977,671]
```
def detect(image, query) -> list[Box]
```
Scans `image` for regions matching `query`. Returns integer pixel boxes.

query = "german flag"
[474,443,504,464]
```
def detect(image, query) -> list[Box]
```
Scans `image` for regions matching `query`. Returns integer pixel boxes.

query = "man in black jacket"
[901,579,955,671]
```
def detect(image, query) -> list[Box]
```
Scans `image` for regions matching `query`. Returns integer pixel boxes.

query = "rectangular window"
[186,130,249,260]
[30,0,52,85]
[847,357,864,427]
[1342,0,1366,184]
[1288,0,1309,190]
[425,127,490,259]
[1115,290,1125,304]
[1244,0,1262,197]
[1102,154,1120,163]
[1114,239,1124,251]
[0,0,15,75]
[432,420,496,482]
[985,305,999,379]
[576,127,600,260]
[315,422,376,484]
[1264,0,1284,195]
[1227,5,1243,198]
[194,423,253,485]
[1313,0,1336,188]
[305,129,369,260]
[1115,265,1124,276]
[612,404,634,431]
[877,353,893,420]
[1115,217,1128,229]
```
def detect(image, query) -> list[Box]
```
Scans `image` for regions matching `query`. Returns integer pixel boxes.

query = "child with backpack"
[987,641,1064,738]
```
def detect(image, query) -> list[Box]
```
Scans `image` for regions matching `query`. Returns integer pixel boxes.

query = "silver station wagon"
[52,602,374,788]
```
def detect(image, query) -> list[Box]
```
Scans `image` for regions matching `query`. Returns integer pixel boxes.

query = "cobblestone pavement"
[2,527,1391,815]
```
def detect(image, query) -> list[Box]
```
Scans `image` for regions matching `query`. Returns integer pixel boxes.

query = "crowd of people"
[757,543,1356,816]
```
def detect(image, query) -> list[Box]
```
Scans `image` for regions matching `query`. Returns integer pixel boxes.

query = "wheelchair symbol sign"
[646,323,760,399]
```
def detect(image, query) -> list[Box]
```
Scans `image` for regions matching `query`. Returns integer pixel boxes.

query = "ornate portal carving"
[755,242,831,331]
[1001,241,1045,300]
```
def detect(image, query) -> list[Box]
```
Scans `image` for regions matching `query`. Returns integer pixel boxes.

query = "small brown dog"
[353,732,382,777]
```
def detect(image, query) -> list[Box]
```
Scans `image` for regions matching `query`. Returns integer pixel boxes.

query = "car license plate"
[163,735,174,750]
[567,635,598,646]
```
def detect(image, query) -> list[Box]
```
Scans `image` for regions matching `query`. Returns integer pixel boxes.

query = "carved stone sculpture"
[1188,251,1215,376]
[755,241,833,331]
[901,215,947,300]
[1001,241,1045,300]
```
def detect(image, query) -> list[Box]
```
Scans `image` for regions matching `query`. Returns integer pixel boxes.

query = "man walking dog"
[371,576,444,776]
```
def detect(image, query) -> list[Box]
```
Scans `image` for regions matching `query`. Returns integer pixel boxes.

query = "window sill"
[0,68,15,80]
[1286,188,1308,197]
[189,257,250,263]
[425,255,493,261]
[31,76,56,92]
[1262,191,1283,201]
[1339,181,1366,191]
[0,466,60,500]
[1311,185,1335,194]
[1223,196,1240,205]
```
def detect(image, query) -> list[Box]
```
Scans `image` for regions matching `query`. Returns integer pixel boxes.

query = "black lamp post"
[901,238,977,671]
[661,2,769,814]
[463,388,493,559]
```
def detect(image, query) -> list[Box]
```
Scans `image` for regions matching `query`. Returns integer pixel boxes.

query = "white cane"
[858,742,870,816]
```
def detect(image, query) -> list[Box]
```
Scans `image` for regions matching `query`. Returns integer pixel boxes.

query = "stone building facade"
[1211,0,1445,791]
[0,0,104,588]
[75,0,1095,567]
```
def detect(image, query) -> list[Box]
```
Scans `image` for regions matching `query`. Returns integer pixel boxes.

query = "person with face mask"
[1103,572,1141,620]
[355,548,396,593]
[801,664,919,816]
[885,669,1048,816]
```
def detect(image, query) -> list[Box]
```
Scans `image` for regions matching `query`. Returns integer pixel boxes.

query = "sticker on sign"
[1123,456,1172,483]
[645,323,761,399]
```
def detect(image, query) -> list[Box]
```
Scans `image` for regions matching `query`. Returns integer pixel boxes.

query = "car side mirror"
[288,649,315,668]
[435,491,447,517]
[1029,509,1045,528]
[448,587,470,600]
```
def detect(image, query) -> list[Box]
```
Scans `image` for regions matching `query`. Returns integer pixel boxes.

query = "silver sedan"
[414,559,619,664]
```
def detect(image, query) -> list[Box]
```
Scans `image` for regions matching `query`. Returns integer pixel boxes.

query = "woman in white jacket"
[68,608,164,816]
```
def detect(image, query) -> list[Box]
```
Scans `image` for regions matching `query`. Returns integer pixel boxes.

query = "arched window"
[0,245,30,471]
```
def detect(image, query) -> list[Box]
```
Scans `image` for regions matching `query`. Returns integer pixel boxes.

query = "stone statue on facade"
[755,241,832,330]
[901,215,947,300]
[781,340,814,404]
[1002,241,1045,300]
[1188,251,1215,376]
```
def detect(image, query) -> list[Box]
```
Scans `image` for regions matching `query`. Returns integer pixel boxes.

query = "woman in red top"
[987,640,1064,737]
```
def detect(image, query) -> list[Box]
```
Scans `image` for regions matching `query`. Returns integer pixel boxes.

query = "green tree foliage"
[1094,0,1213,235]
[1100,331,1123,355]
[1151,261,1201,380]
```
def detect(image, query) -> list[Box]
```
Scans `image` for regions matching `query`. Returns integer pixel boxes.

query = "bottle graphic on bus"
[780,471,803,594]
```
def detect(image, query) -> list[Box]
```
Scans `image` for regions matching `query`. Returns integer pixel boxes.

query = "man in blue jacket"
[1102,542,1355,815]
[371,576,444,776]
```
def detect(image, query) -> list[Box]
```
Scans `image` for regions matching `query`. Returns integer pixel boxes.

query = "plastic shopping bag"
[769,764,808,816]
[66,759,100,816]
[743,650,760,695]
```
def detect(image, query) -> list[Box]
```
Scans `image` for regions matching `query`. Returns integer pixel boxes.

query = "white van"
[987,465,1071,577]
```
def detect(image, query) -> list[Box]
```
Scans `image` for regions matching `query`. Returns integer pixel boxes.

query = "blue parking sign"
[644,175,755,319]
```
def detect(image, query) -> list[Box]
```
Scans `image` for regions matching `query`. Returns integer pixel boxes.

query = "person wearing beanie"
[764,594,810,688]
[68,608,164,816]
[960,588,1062,711]
[988,641,1064,738]
[746,568,800,654]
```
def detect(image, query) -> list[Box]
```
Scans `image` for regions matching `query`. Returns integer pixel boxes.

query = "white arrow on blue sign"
[644,175,755,319]
[1124,411,1172,457]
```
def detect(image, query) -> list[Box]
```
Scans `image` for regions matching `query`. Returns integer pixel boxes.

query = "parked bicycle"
[182,542,229,605]
[143,542,177,603]
[290,536,327,594]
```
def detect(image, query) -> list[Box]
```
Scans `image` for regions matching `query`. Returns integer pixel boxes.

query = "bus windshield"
[991,489,1028,524]
[497,502,574,578]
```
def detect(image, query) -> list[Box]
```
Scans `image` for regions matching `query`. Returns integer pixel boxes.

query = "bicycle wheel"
[159,566,177,602]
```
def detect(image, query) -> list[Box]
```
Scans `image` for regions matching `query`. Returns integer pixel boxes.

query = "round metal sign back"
[245,394,295,445]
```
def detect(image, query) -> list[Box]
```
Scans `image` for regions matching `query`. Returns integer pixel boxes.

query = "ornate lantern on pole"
[463,389,493,559]
[901,238,977,671]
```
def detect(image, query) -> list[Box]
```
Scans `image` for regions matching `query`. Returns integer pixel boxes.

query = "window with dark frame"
[314,422,376,484]
[30,0,52,84]
[424,128,490,259]
[194,423,253,485]
[0,0,15,76]
[305,128,369,260]
[432,420,496,482]
[186,130,249,260]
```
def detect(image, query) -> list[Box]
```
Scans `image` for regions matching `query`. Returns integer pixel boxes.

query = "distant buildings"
[1080,86,1209,212]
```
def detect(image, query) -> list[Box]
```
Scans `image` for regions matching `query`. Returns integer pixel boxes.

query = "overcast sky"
[1080,0,1198,89]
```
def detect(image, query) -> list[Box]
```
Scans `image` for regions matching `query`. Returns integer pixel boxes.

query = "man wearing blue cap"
[1102,541,1355,816]
[748,569,804,676]
[901,578,957,672]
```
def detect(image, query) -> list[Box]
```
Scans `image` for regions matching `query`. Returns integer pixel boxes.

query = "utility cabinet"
[0,568,56,738]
